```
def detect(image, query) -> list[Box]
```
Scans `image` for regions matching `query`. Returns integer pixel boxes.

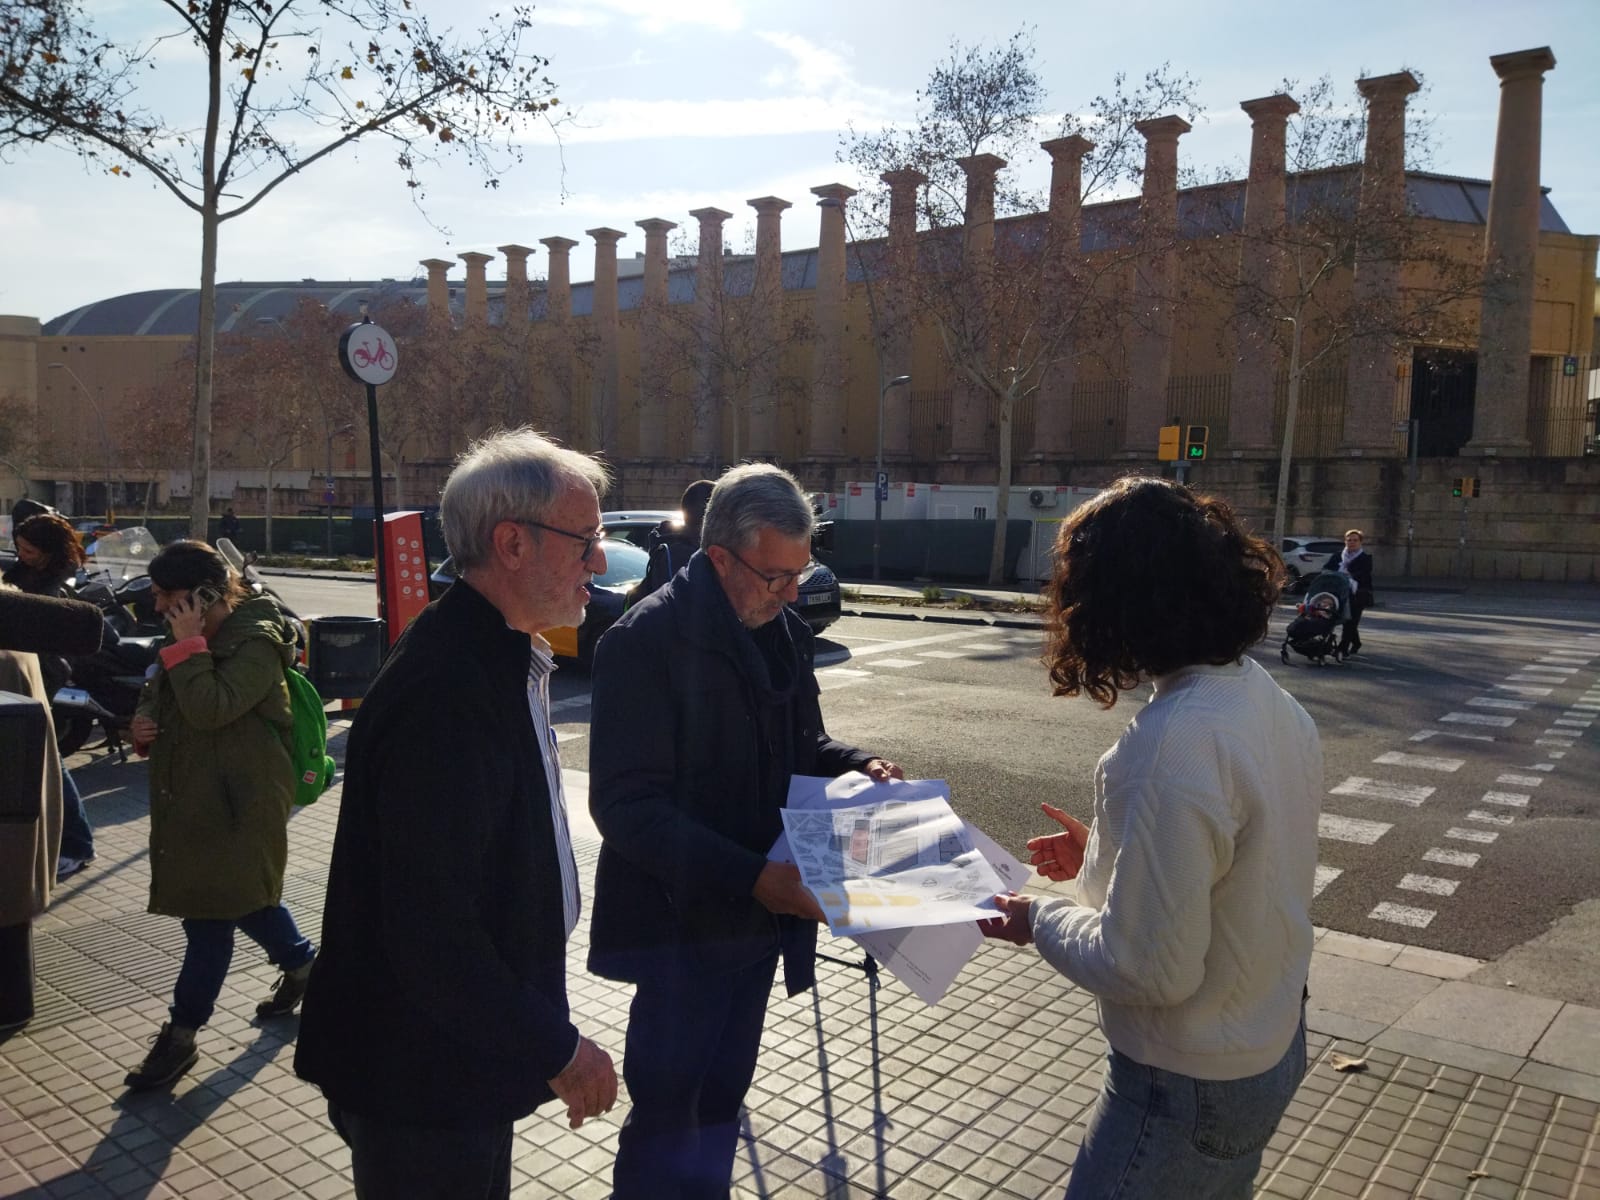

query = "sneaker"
[256,957,314,1018]
[55,855,92,882]
[125,1022,198,1091]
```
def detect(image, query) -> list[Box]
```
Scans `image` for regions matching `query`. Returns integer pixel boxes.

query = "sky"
[3,0,1598,325]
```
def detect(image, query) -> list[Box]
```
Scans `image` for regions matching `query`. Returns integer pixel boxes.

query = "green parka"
[137,595,298,920]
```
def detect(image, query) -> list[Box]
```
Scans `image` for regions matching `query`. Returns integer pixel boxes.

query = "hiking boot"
[256,957,314,1018]
[125,1022,198,1091]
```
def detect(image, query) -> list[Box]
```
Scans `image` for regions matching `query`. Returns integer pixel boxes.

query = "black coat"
[587,552,873,991]
[294,581,580,1128]
[1324,549,1374,600]
[630,521,699,605]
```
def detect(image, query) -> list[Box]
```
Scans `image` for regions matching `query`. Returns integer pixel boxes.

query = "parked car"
[428,538,651,667]
[600,509,841,633]
[1280,536,1346,591]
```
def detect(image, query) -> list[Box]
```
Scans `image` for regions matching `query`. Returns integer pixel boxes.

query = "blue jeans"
[171,905,315,1029]
[1064,1015,1307,1200]
[59,767,94,861]
[327,1101,512,1200]
[612,949,779,1199]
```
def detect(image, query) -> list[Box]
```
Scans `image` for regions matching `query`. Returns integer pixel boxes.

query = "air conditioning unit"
[1027,488,1058,509]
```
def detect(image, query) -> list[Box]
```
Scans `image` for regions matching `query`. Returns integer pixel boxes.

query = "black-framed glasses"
[725,547,816,594]
[520,520,606,564]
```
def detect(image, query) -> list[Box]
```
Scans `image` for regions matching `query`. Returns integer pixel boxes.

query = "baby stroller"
[1280,571,1352,665]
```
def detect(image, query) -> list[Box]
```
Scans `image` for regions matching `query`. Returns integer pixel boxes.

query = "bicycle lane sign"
[338,321,399,387]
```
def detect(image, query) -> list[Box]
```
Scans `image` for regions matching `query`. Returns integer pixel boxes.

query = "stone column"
[498,244,533,329]
[458,251,492,324]
[1230,94,1299,453]
[1122,116,1191,455]
[880,168,926,459]
[747,196,791,459]
[949,154,1006,457]
[688,207,731,460]
[635,218,676,459]
[1031,136,1093,457]
[587,228,625,455]
[1466,46,1557,457]
[809,184,855,459]
[419,258,453,323]
[538,236,579,441]
[1341,70,1420,455]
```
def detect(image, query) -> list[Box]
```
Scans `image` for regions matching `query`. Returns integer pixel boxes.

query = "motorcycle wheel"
[56,712,96,757]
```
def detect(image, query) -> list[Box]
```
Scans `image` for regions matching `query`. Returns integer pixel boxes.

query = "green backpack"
[284,665,337,806]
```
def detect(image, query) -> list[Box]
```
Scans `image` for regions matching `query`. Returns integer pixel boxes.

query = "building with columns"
[2,49,1596,580]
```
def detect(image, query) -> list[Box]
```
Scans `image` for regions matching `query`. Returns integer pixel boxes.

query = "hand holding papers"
[775,774,1029,1004]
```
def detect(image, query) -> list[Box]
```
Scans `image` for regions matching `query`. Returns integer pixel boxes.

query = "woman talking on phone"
[123,540,318,1091]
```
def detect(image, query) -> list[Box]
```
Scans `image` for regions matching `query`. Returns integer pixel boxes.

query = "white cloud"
[535,0,747,34]
[756,31,854,91]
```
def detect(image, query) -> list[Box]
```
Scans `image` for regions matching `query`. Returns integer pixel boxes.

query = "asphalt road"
[272,575,1600,967]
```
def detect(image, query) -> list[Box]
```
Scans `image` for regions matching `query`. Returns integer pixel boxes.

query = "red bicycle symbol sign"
[339,320,399,386]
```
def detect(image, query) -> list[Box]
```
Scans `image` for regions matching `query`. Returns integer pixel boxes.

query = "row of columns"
[412,45,1558,464]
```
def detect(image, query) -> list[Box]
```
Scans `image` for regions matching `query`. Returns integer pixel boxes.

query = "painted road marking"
[1447,827,1499,844]
[1330,777,1435,805]
[551,696,591,714]
[1548,750,1568,759]
[847,628,1022,659]
[1467,697,1534,710]
[1555,717,1593,727]
[1372,752,1463,773]
[1370,902,1435,928]
[1481,792,1531,808]
[1469,810,1516,826]
[1540,728,1579,739]
[1508,673,1571,683]
[1495,774,1544,788]
[958,642,1009,653]
[917,649,971,659]
[1440,712,1516,728]
[1313,865,1342,897]
[1398,874,1459,897]
[1521,665,1578,675]
[1538,655,1592,663]
[871,658,925,669]
[1520,763,1555,772]
[1410,729,1495,743]
[1319,814,1392,844]
[1494,684,1552,696]
[1425,847,1480,868]
[819,668,873,679]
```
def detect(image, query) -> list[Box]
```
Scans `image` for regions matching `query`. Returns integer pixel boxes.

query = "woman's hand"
[1027,802,1090,882]
[979,893,1035,945]
[165,592,206,641]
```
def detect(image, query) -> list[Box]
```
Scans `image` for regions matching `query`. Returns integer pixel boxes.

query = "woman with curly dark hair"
[981,476,1322,1200]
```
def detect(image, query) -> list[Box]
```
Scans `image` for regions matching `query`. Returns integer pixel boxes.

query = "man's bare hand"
[863,758,904,782]
[752,862,825,922]
[1027,802,1091,882]
[548,1035,617,1130]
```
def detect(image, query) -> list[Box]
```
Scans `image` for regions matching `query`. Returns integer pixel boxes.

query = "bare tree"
[1,0,563,538]
[0,393,34,500]
[843,33,1200,583]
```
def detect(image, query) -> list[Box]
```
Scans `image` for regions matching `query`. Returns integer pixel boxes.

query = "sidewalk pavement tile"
[1315,929,1409,966]
[1307,950,1442,1025]
[1370,1027,1527,1080]
[1389,944,1483,980]
[1393,980,1564,1057]
[1531,1003,1600,1075]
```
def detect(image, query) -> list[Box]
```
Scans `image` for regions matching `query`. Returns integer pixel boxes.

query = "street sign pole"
[338,317,400,627]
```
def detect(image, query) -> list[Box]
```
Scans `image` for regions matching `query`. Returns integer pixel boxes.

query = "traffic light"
[1157,425,1181,462]
[1452,477,1480,499]
[1184,425,1209,461]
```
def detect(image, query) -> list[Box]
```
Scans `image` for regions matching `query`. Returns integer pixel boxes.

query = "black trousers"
[327,1101,513,1200]
[611,949,779,1200]
[1339,590,1372,654]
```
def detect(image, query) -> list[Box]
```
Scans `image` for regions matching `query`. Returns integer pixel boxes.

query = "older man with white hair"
[588,461,902,1198]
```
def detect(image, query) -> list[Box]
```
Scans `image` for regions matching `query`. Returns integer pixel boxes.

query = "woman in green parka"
[123,540,318,1091]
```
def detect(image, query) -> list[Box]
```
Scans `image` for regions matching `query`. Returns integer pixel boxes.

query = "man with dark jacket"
[631,477,714,605]
[295,429,617,1199]
[588,462,901,1198]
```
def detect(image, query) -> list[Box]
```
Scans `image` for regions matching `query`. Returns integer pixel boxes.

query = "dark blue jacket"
[295,581,579,1127]
[587,551,873,991]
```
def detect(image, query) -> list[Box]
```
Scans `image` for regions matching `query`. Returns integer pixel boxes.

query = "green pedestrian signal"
[1184,425,1208,461]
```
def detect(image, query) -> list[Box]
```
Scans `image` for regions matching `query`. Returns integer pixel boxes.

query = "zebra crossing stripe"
[1468,697,1534,710]
[1330,777,1435,805]
[1469,810,1515,826]
[1319,814,1391,844]
[1447,827,1498,844]
[1495,684,1552,696]
[1370,901,1435,928]
[1507,673,1571,683]
[1440,712,1516,728]
[1521,665,1578,675]
[1495,774,1544,788]
[1410,729,1495,743]
[1555,717,1592,727]
[1313,865,1342,897]
[1425,847,1480,867]
[1372,752,1462,773]
[1398,874,1459,896]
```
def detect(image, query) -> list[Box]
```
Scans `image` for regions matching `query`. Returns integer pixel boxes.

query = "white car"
[1280,536,1345,590]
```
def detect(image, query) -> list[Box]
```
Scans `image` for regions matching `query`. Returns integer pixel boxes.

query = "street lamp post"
[47,363,114,520]
[324,423,353,556]
[874,374,913,582]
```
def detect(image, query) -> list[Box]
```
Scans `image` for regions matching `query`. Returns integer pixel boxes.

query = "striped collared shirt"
[526,634,580,937]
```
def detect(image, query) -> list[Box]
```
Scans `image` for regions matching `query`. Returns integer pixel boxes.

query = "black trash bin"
[308,616,388,701]
[0,690,47,1034]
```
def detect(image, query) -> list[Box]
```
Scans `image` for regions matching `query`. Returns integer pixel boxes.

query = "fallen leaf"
[1467,1170,1489,1180]
[1329,1053,1368,1073]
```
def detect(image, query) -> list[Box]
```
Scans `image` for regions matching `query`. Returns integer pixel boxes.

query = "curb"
[841,606,1044,629]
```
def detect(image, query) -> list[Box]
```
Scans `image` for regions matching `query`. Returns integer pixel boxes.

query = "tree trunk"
[263,467,274,554]
[1271,316,1304,545]
[189,5,226,540]
[987,385,1015,586]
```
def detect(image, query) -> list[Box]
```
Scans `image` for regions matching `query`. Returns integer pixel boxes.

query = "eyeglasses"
[725,547,817,594]
[520,520,606,564]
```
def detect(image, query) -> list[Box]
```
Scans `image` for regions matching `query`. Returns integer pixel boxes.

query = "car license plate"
[801,592,832,607]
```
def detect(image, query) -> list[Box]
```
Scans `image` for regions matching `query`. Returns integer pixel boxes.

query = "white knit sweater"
[1029,658,1322,1080]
